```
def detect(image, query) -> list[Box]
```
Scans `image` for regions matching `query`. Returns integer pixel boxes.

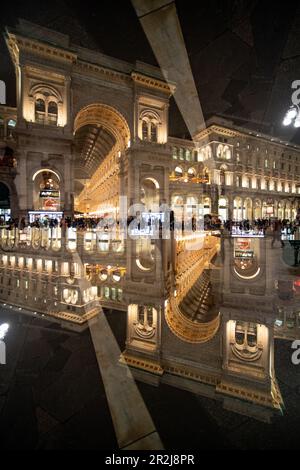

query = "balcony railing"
[0,227,125,255]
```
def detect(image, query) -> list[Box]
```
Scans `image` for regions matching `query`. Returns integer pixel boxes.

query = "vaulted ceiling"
[73,124,116,180]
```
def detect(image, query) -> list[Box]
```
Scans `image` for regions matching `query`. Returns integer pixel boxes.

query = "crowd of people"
[0,213,299,240]
[0,216,107,231]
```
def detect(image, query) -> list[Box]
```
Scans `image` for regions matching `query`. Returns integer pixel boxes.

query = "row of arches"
[172,165,210,183]
[172,145,214,163]
[236,175,297,193]
[232,197,297,221]
[170,194,299,221]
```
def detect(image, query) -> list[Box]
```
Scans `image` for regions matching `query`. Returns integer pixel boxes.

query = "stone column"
[15,150,28,214]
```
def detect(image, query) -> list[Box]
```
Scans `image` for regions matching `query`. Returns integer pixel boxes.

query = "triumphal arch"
[2,19,300,421]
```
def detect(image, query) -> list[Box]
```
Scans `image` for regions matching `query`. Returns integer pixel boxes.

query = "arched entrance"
[243,198,252,220]
[73,103,131,215]
[278,202,284,220]
[292,203,298,220]
[140,178,160,210]
[254,199,261,219]
[0,182,10,221]
[32,169,61,213]
[74,103,130,150]
[233,197,243,221]
[285,201,291,220]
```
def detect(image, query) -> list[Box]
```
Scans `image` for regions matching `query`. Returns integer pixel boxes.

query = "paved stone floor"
[0,306,300,450]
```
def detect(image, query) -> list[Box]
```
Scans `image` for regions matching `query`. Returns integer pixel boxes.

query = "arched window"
[224,146,231,160]
[48,101,58,125]
[150,122,157,142]
[142,120,148,140]
[31,84,62,126]
[217,144,231,160]
[35,99,46,123]
[219,169,225,185]
[217,144,223,158]
[205,146,212,160]
[140,112,159,143]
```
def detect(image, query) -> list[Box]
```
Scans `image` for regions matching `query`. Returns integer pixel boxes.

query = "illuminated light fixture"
[0,323,9,340]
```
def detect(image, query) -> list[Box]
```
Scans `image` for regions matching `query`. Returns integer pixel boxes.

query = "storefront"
[31,169,62,222]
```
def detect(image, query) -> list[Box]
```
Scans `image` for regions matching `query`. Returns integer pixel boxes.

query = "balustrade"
[0,226,125,255]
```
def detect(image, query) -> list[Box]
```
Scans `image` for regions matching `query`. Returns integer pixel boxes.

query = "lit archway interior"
[33,170,60,212]
[73,104,131,215]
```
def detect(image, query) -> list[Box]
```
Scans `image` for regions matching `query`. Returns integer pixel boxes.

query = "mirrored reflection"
[1,224,300,421]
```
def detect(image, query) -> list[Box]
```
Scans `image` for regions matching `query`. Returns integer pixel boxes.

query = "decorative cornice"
[6,32,77,65]
[195,125,241,141]
[216,379,283,411]
[75,60,131,85]
[195,123,300,153]
[120,353,164,375]
[131,72,176,95]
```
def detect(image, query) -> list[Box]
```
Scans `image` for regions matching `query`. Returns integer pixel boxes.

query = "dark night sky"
[1,0,300,142]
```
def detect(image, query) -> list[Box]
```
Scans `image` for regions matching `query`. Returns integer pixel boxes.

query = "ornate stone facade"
[1,19,300,421]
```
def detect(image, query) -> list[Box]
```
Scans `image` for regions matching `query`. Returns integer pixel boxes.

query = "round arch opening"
[73,103,131,215]
[33,170,61,213]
